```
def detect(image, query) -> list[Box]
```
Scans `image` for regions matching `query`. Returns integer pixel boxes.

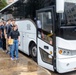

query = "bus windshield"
[61,2,76,26]
[59,2,76,40]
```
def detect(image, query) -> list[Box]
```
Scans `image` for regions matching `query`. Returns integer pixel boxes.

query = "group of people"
[0,19,20,60]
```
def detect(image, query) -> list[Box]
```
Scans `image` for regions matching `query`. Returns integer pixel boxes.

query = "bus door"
[36,7,55,71]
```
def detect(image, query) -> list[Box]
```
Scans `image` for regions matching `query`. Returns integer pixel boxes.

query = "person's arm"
[18,36,20,43]
[1,31,3,39]
[9,36,11,39]
[18,36,20,46]
[4,28,7,39]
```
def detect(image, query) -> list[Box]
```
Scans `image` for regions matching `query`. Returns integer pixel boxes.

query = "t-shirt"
[6,24,12,34]
[9,30,20,39]
[0,25,5,38]
[5,24,12,38]
[37,20,42,28]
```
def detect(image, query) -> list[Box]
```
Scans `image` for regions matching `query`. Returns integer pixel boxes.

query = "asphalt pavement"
[0,49,51,75]
[0,49,76,75]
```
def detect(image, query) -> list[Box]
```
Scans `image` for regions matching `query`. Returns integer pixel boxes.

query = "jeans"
[8,45,12,56]
[11,39,18,59]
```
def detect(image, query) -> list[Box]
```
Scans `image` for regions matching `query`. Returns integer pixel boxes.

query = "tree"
[0,0,7,9]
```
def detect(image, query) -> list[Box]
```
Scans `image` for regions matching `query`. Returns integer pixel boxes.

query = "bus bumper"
[56,57,76,73]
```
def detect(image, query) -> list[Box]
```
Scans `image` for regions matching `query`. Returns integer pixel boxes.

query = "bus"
[0,0,76,73]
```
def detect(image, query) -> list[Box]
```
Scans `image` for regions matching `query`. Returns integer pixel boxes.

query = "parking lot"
[0,49,76,75]
[0,49,52,75]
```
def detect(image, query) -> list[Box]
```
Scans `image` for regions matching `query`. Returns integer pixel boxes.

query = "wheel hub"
[32,46,37,57]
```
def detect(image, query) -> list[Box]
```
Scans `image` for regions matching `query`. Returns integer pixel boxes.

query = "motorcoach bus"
[0,0,76,73]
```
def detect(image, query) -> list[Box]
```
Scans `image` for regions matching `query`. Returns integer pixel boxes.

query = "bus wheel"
[30,44,37,62]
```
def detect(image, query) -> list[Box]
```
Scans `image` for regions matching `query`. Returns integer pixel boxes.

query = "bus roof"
[0,0,19,13]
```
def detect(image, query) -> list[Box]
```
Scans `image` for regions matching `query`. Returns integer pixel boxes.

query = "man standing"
[5,19,12,53]
[1,21,6,51]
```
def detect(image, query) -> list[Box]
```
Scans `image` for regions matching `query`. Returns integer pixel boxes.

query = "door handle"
[44,45,49,49]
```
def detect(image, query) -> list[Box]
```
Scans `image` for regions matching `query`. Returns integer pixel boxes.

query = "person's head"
[7,19,11,25]
[13,25,18,31]
[11,19,16,25]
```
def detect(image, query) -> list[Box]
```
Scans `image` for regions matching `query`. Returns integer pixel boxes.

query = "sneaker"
[11,58,14,60]
[6,51,8,54]
[6,51,10,54]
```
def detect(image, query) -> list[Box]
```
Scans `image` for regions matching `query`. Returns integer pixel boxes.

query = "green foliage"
[0,0,7,9]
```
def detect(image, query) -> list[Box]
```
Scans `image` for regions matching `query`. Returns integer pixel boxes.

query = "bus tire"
[30,44,37,62]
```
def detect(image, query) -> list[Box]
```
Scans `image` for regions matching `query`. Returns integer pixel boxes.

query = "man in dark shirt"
[6,19,12,38]
[1,21,6,51]
[9,25,20,60]
[5,19,12,53]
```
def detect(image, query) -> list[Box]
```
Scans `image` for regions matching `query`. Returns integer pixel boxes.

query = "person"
[6,19,12,38]
[5,19,12,53]
[37,17,42,29]
[11,19,16,31]
[9,25,20,60]
[0,21,5,50]
[11,19,17,57]
[36,17,45,39]
[1,21,6,51]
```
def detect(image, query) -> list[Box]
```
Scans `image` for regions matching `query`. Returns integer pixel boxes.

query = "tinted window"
[61,2,76,25]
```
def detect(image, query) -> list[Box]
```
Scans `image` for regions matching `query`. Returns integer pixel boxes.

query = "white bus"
[0,0,76,73]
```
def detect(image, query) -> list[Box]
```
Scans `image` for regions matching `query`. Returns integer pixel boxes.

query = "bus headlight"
[58,48,72,55]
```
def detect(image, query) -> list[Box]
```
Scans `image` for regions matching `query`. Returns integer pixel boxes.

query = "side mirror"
[56,0,64,13]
